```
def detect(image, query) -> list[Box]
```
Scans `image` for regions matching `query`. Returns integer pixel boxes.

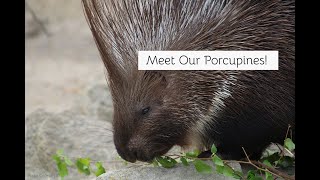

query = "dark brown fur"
[82,0,295,162]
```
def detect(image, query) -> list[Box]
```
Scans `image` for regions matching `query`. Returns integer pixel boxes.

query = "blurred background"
[25,0,105,117]
[25,1,121,179]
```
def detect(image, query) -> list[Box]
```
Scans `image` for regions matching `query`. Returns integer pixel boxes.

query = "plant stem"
[252,160,295,180]
[241,147,294,180]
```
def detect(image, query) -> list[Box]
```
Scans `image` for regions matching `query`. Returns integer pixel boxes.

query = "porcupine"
[82,0,295,162]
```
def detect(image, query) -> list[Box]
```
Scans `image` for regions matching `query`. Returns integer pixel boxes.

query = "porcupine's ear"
[81,0,135,85]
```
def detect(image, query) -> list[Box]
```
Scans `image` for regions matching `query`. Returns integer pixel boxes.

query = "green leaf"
[263,160,272,167]
[232,174,242,179]
[55,149,73,166]
[233,170,243,179]
[222,165,234,177]
[152,159,159,167]
[180,157,189,166]
[193,160,213,174]
[76,158,91,175]
[247,170,257,180]
[253,177,263,180]
[247,170,263,180]
[211,144,217,154]
[57,149,64,157]
[52,154,60,162]
[64,157,73,166]
[94,162,106,177]
[186,152,197,158]
[186,149,201,158]
[53,155,68,178]
[216,165,224,174]
[284,138,295,151]
[212,155,224,166]
[265,171,273,180]
[57,161,68,178]
[156,156,177,168]
[193,149,201,156]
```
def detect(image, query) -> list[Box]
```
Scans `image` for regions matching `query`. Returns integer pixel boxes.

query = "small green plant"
[152,125,295,180]
[53,126,294,179]
[152,143,244,179]
[152,140,294,180]
[52,149,73,178]
[52,150,106,179]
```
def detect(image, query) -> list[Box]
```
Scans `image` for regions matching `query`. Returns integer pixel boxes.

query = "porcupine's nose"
[114,140,137,163]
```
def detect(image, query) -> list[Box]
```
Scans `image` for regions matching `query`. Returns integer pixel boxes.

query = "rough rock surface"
[25,107,118,180]
[84,84,113,122]
[97,162,241,180]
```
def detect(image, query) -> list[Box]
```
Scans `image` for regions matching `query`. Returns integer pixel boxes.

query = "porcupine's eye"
[141,107,150,115]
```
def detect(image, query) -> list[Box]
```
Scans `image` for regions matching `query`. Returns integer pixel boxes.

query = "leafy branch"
[53,126,295,180]
[153,125,295,180]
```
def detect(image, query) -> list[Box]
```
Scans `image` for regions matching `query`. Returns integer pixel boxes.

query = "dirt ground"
[25,0,106,117]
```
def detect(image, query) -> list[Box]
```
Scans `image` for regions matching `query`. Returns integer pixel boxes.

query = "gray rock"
[26,109,55,180]
[97,162,241,180]
[25,109,120,180]
[25,5,41,38]
[71,84,114,122]
[87,84,114,122]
